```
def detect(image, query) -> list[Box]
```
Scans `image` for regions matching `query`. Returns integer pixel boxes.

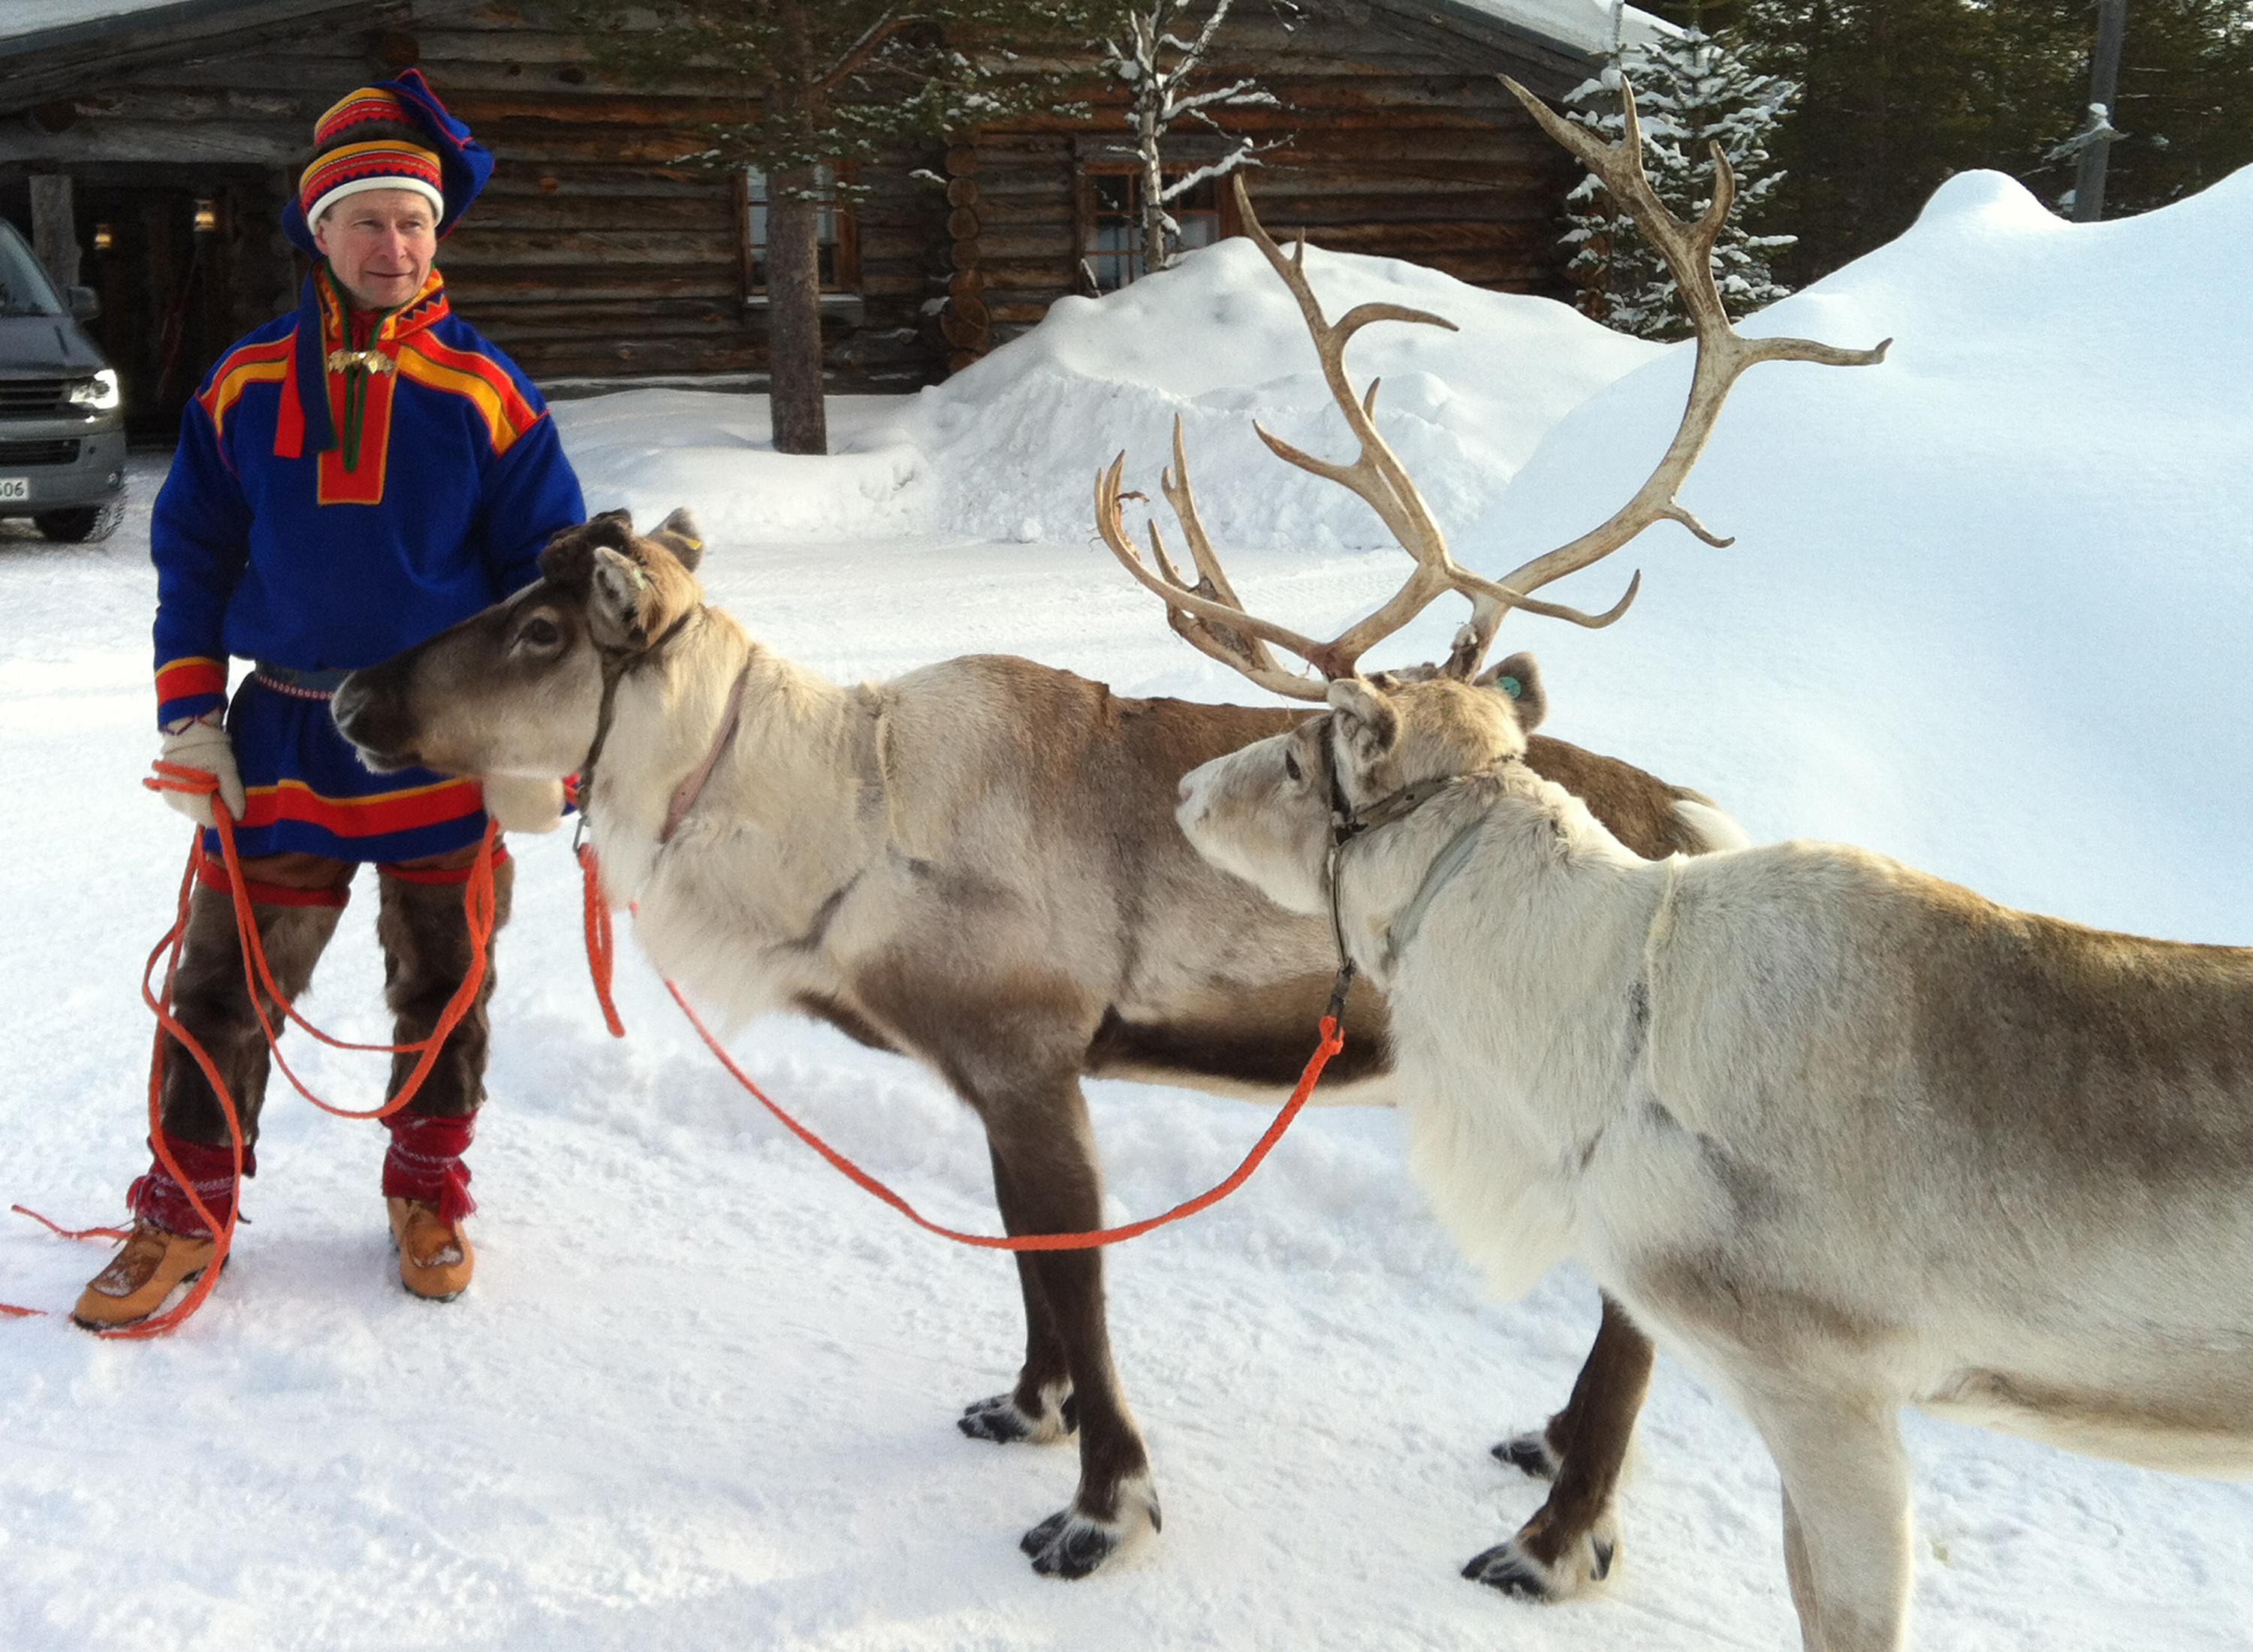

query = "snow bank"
[905,235,1658,550]
[1454,164,2253,943]
[549,390,927,542]
[545,241,1654,554]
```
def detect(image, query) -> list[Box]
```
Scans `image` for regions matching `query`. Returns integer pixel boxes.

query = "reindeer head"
[1177,654,1544,914]
[332,506,706,779]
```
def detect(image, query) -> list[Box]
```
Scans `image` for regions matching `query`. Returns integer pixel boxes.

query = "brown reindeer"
[327,78,1870,1587]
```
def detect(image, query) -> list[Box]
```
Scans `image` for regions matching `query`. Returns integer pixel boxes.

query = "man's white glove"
[157,714,247,829]
[481,775,566,834]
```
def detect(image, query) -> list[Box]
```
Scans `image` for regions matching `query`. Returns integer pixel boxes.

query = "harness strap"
[659,664,753,844]
[577,608,697,817]
[1381,816,1486,972]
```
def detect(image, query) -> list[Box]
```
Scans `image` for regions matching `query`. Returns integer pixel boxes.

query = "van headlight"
[68,369,122,412]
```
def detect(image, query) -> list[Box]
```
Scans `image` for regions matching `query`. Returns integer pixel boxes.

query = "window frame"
[736,161,862,302]
[1072,158,1240,295]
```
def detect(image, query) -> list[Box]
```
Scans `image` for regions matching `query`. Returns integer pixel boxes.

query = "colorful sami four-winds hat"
[281,68,493,255]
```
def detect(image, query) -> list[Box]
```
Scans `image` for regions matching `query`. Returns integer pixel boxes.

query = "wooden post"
[29,174,81,291]
[2073,0,2129,224]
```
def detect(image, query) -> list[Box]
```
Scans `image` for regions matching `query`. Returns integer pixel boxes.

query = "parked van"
[1,219,128,542]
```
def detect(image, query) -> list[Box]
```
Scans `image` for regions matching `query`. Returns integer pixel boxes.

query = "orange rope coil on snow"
[3,760,499,1334]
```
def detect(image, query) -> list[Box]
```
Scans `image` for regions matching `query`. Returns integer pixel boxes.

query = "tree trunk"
[765,173,828,456]
[1136,96,1169,279]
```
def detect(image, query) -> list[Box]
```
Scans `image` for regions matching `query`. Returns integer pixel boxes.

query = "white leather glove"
[481,775,566,834]
[157,714,246,828]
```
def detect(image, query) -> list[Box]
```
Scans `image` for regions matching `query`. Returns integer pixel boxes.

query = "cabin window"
[740,164,860,294]
[1076,164,1229,293]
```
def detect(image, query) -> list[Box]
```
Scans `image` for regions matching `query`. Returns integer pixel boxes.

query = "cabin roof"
[1,0,1669,73]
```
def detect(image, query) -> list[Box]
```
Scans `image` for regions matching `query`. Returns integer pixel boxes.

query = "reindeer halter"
[1321,721,1516,991]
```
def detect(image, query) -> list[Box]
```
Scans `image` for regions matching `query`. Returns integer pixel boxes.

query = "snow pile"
[1454,163,2253,942]
[550,390,927,542]
[905,235,1657,550]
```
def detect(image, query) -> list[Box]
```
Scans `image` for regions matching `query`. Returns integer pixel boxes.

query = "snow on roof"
[4,0,1672,57]
[1,0,198,49]
[1440,0,1675,58]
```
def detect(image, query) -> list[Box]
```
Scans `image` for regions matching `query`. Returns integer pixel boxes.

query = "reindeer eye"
[519,615,560,648]
[1284,750,1303,782]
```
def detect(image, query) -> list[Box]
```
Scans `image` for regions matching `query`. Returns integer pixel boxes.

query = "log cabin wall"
[3,0,1603,403]
[0,0,953,403]
[949,0,1596,357]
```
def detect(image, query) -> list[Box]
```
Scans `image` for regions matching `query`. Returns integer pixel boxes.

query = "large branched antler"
[1096,78,1889,698]
[1443,76,1894,674]
[1095,176,1634,699]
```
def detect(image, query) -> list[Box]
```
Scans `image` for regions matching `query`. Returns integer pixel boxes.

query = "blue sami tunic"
[152,267,584,863]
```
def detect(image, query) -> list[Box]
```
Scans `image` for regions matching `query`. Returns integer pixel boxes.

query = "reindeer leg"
[974,1074,1159,1579]
[1467,1293,1653,1600]
[958,1147,1078,1445]
[1737,1385,1913,1652]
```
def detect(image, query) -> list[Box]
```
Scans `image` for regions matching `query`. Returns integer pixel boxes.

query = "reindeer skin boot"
[377,855,511,1301]
[74,881,345,1328]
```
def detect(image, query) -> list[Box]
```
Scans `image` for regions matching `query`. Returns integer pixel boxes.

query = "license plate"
[0,478,26,502]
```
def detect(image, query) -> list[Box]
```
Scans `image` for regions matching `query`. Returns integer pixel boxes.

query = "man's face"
[314,188,438,311]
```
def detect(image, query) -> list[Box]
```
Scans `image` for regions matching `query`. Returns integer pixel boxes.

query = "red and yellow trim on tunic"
[197,338,294,442]
[318,354,397,505]
[309,268,450,507]
[397,331,541,457]
[234,775,485,840]
[156,656,228,705]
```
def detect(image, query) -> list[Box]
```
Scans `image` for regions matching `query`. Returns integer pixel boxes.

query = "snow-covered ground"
[4,164,2251,1652]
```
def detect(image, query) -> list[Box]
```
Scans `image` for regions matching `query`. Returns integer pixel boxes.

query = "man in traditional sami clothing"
[74,71,586,1328]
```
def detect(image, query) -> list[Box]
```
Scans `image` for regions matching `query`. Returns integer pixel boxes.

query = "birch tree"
[1099,0,1289,279]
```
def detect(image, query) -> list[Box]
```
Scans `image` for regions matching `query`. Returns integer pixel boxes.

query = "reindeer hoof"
[1461,1519,1618,1601]
[958,1388,1077,1445]
[1492,1430,1562,1480]
[1020,1476,1160,1578]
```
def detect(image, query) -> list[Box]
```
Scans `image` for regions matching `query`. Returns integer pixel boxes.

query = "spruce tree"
[1562,20,1799,339]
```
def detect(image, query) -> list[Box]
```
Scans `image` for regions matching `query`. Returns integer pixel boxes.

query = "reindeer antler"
[1443,76,1894,674]
[1096,81,1889,697]
[1095,178,1633,699]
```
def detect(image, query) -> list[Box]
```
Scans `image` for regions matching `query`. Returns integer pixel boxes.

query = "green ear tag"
[1498,675,1522,700]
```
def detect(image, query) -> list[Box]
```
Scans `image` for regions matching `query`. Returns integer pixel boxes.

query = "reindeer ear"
[588,544,656,647]
[1479,652,1546,733]
[1326,677,1400,754]
[649,507,705,571]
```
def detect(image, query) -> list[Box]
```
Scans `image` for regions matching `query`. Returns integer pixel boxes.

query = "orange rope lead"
[2,1205,135,1317]
[575,836,1344,1252]
[2,762,502,1336]
[11,1204,131,1243]
[578,841,626,1038]
[662,976,1344,1252]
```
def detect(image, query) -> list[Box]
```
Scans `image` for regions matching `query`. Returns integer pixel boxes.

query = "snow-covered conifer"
[1563,18,1798,339]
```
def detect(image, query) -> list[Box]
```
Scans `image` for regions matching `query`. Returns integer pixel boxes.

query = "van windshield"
[0,223,66,318]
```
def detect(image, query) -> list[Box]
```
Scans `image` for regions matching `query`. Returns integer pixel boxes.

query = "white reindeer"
[1174,666,2253,1651]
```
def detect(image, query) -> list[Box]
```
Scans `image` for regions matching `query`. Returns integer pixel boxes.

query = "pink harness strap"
[659,666,752,844]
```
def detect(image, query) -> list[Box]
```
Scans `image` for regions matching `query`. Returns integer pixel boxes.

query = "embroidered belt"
[252,661,355,698]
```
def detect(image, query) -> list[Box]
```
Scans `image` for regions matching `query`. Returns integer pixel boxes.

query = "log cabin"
[1,0,1662,436]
